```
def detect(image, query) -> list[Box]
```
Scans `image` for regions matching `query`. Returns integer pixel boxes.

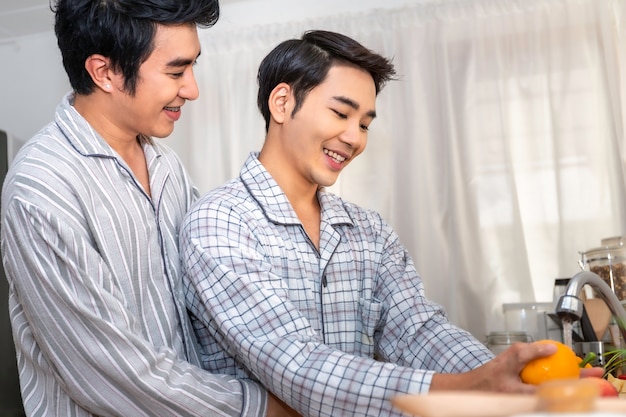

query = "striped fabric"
[0,93,265,417]
[181,153,495,417]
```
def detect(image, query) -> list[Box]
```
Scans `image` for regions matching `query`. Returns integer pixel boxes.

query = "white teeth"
[324,148,346,162]
[164,107,180,112]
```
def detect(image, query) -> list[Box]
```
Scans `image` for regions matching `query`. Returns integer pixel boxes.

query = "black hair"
[53,0,219,95]
[257,30,396,132]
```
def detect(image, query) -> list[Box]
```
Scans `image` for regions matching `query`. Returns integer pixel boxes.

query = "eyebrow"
[333,95,377,119]
[166,51,201,68]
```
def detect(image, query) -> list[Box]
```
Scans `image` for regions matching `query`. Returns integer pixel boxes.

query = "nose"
[180,68,200,101]
[340,121,367,149]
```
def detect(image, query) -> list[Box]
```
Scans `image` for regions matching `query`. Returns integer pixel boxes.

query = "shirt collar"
[239,152,354,227]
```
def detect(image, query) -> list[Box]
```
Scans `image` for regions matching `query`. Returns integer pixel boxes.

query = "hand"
[430,341,558,394]
[267,392,301,417]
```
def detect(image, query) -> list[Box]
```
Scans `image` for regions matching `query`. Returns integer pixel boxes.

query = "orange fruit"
[520,340,581,385]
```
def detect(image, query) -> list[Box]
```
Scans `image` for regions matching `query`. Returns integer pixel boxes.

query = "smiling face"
[113,23,201,139]
[262,64,377,194]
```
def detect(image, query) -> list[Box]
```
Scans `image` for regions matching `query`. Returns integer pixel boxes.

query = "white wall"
[0,34,69,147]
[0,0,414,148]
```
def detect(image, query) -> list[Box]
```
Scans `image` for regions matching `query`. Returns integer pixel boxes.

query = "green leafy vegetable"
[602,349,626,378]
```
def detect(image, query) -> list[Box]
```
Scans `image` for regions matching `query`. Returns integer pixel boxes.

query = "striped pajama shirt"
[1,93,266,417]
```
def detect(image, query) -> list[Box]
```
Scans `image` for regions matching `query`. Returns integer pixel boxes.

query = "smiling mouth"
[324,148,346,163]
[164,106,180,112]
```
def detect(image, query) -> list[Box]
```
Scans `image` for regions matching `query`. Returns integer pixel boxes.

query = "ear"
[84,54,115,93]
[268,83,293,125]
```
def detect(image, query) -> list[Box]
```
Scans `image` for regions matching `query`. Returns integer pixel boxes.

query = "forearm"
[12,292,266,416]
[375,233,493,374]
[384,312,494,373]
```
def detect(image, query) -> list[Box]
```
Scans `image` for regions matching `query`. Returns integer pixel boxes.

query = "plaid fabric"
[181,153,494,417]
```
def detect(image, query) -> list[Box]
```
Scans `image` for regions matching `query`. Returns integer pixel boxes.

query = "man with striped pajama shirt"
[0,0,296,416]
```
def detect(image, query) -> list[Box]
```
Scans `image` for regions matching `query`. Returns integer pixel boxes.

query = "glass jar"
[503,302,553,341]
[485,331,532,355]
[580,236,626,301]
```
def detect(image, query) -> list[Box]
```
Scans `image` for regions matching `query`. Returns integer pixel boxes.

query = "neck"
[73,92,140,157]
[258,148,318,207]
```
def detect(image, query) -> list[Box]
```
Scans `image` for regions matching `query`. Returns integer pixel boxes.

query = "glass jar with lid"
[579,236,626,301]
[485,331,533,355]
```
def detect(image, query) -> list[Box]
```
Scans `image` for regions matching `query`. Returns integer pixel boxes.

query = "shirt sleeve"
[1,198,266,417]
[181,201,433,417]
[368,216,495,372]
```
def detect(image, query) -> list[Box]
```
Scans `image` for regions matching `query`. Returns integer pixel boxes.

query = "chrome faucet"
[555,271,626,342]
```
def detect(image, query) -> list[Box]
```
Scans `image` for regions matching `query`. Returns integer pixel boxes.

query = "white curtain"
[166,0,626,340]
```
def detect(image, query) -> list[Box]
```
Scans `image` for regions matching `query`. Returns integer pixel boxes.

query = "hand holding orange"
[520,340,581,385]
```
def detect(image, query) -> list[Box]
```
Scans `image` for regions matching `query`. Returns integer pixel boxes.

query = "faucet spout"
[555,271,626,341]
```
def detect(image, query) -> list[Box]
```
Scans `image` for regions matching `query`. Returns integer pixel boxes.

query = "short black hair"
[257,30,396,131]
[54,0,220,95]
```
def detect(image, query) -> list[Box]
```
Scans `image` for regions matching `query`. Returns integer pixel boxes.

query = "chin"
[151,128,175,139]
[316,174,340,188]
